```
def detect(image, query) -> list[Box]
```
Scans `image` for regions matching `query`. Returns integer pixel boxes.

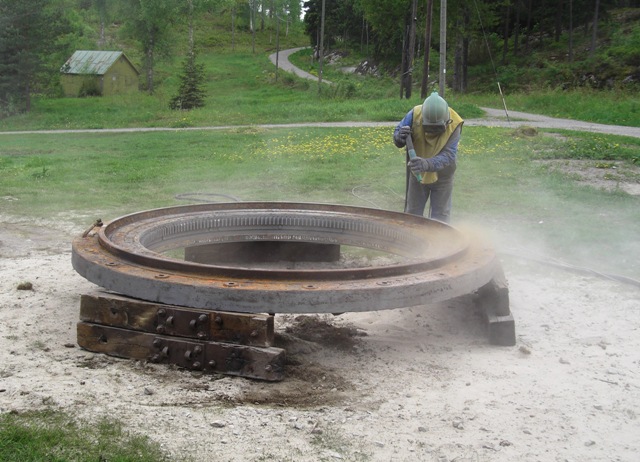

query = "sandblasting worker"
[393,92,464,223]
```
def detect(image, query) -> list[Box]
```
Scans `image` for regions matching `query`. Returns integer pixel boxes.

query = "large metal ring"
[72,202,499,314]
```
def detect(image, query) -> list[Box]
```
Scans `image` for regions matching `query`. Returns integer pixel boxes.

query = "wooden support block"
[77,322,285,381]
[487,314,516,347]
[476,267,510,317]
[475,267,516,346]
[80,292,274,347]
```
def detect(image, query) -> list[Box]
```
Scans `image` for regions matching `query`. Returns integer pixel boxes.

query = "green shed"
[60,50,139,97]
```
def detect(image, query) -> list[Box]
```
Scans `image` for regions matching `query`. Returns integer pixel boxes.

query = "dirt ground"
[535,158,640,196]
[1,199,639,462]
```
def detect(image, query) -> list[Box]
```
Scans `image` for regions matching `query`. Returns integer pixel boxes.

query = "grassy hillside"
[469,8,640,92]
[0,7,639,131]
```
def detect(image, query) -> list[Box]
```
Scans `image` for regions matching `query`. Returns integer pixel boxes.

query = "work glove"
[408,156,432,173]
[394,125,412,146]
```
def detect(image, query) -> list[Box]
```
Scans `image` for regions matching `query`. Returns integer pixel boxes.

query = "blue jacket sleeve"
[393,110,414,148]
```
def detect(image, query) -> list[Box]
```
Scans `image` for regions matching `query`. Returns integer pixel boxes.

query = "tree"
[421,0,434,98]
[0,0,73,115]
[399,0,418,98]
[169,53,206,110]
[123,0,180,94]
[590,0,600,57]
[502,0,511,64]
[304,0,365,51]
[94,0,108,48]
[170,0,221,110]
[359,0,409,61]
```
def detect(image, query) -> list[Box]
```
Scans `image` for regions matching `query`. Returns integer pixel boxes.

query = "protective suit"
[393,92,464,223]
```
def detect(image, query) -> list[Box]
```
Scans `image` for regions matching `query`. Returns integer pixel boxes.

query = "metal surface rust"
[72,202,500,314]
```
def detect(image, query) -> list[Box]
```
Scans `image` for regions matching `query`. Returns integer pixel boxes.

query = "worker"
[393,92,464,223]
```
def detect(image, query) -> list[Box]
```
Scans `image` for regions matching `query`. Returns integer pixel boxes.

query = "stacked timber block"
[77,292,285,381]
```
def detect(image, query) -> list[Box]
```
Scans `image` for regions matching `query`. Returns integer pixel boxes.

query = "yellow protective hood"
[411,106,464,184]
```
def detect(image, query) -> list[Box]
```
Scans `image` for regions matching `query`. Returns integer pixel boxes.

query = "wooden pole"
[439,0,447,97]
[421,0,434,99]
[318,0,326,93]
[275,14,280,81]
[406,0,418,99]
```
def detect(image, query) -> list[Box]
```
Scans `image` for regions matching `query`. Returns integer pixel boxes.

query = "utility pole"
[406,0,418,99]
[400,0,418,99]
[275,14,281,82]
[318,0,326,92]
[590,0,600,58]
[421,0,434,99]
[569,0,573,62]
[439,0,447,97]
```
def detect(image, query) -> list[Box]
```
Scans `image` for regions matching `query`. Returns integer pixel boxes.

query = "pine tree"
[169,54,207,110]
[0,0,72,115]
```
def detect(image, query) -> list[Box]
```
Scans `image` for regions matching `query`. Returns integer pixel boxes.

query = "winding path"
[268,47,640,139]
[474,107,640,138]
[268,46,332,84]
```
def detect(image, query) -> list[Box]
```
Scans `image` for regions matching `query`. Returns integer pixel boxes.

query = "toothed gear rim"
[72,202,499,313]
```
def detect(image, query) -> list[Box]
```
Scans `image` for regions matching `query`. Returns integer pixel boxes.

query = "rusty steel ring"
[72,202,499,314]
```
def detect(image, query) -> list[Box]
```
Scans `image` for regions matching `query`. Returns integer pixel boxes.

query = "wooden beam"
[80,292,274,347]
[77,322,285,381]
[475,268,516,346]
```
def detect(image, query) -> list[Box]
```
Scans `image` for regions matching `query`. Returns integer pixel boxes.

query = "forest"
[304,0,640,97]
[1,0,639,117]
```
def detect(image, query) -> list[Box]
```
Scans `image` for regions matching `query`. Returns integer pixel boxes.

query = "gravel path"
[268,46,333,84]
[268,47,640,139]
[474,107,640,138]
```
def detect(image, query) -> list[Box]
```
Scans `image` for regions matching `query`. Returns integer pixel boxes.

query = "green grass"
[4,46,638,132]
[2,125,639,280]
[0,51,415,130]
[455,127,640,278]
[456,88,640,127]
[0,410,169,462]
[0,127,405,220]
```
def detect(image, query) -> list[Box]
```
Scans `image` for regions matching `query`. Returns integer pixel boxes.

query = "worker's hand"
[408,157,432,173]
[394,126,412,146]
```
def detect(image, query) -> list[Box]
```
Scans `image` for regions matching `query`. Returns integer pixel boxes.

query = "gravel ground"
[1,50,639,462]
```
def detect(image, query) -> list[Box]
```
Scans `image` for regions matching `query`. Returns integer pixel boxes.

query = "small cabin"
[60,50,139,97]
